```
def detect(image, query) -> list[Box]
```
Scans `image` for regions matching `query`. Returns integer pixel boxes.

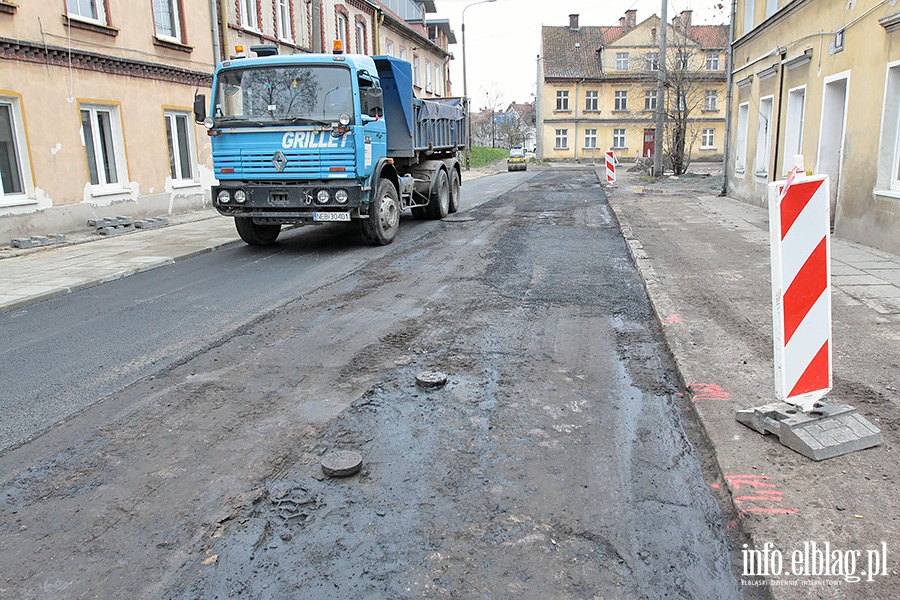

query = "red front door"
[643,129,655,157]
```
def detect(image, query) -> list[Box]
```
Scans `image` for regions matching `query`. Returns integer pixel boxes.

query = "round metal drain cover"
[416,371,448,388]
[321,451,363,477]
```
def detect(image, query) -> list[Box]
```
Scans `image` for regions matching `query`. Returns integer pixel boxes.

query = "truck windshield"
[214,65,353,125]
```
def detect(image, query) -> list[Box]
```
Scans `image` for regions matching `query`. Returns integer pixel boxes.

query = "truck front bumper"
[212,182,365,223]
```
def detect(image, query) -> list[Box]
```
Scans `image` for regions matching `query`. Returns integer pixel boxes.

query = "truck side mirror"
[366,87,384,118]
[193,93,207,124]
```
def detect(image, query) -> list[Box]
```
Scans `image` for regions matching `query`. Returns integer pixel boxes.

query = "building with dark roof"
[537,10,728,167]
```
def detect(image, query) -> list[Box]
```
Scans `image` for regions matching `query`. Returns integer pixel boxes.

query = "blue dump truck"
[193,44,466,246]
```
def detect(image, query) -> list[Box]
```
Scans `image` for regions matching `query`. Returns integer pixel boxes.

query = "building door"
[816,73,848,229]
[643,129,655,157]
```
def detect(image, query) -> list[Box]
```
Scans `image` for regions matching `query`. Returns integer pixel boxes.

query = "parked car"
[508,147,527,172]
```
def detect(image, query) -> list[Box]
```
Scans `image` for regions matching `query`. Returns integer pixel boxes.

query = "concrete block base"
[736,402,883,461]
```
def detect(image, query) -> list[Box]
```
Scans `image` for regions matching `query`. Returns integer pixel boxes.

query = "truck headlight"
[334,189,349,204]
[217,190,231,204]
[339,113,351,126]
[234,190,247,204]
[316,189,331,204]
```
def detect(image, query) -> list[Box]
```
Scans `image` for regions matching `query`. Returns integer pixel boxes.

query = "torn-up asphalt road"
[0,168,753,598]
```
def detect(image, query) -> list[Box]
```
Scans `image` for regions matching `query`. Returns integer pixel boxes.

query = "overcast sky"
[430,0,731,109]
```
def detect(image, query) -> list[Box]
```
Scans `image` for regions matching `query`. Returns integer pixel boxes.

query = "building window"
[706,52,720,70]
[0,99,29,203]
[336,11,348,49]
[585,90,598,111]
[704,90,718,111]
[735,102,749,173]
[276,0,292,41]
[676,51,689,70]
[240,0,258,30]
[755,96,774,177]
[584,129,597,148]
[744,1,754,36]
[386,39,395,57]
[701,128,715,149]
[152,0,181,40]
[425,61,433,92]
[413,54,420,87]
[355,18,367,54]
[644,89,657,111]
[613,128,626,148]
[616,52,629,70]
[67,0,107,24]
[555,129,568,149]
[164,111,195,183]
[80,103,127,191]
[675,92,687,112]
[879,63,900,192]
[784,86,805,170]
[614,90,628,111]
[646,53,659,71]
[556,90,569,111]
[766,0,779,19]
[399,46,407,61]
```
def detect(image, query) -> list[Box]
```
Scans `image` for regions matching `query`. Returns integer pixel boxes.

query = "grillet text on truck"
[193,43,467,246]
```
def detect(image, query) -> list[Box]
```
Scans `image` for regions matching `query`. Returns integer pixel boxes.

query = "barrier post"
[605,151,616,184]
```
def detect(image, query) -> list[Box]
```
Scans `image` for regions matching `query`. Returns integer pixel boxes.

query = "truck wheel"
[360,178,400,245]
[426,169,450,220]
[235,218,281,245]
[448,169,461,214]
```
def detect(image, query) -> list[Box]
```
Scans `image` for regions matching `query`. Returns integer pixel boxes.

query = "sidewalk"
[0,166,502,313]
[603,165,900,598]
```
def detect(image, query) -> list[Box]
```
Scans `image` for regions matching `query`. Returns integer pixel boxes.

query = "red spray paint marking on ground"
[687,383,731,402]
[724,475,800,517]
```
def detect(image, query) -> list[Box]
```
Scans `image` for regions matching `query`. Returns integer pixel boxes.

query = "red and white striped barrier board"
[605,151,616,184]
[768,173,831,412]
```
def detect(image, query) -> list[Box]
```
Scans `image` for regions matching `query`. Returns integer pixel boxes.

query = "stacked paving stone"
[10,234,67,249]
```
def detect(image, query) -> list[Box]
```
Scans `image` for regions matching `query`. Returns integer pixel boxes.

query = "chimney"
[680,10,692,29]
[569,14,579,31]
[624,9,637,30]
[619,17,625,28]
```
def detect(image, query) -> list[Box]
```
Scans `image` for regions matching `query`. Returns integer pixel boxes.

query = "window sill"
[554,147,569,151]
[153,36,193,53]
[172,179,200,189]
[700,146,718,151]
[583,110,600,114]
[554,110,572,114]
[0,2,17,15]
[0,196,37,208]
[90,187,131,198]
[63,14,119,36]
[873,188,900,201]
[754,171,769,179]
[612,146,628,151]
[702,109,720,113]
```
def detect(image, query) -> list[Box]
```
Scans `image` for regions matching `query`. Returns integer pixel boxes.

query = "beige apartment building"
[0,0,453,243]
[538,11,728,166]
[727,0,900,255]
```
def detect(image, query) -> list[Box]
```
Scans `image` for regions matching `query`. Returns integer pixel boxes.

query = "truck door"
[357,72,386,179]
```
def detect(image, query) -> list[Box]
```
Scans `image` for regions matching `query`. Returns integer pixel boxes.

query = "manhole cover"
[321,451,363,477]
[416,371,448,388]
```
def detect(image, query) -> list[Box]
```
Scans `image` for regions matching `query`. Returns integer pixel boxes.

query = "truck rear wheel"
[426,169,450,220]
[448,169,461,213]
[360,178,400,246]
[235,218,281,245]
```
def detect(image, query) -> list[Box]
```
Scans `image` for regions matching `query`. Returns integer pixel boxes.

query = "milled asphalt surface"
[2,162,899,596]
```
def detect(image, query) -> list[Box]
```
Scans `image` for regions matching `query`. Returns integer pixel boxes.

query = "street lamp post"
[462,0,496,169]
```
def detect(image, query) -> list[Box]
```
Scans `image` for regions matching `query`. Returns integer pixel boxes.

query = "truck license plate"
[314,212,351,222]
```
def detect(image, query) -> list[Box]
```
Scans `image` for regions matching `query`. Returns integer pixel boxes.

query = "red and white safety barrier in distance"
[606,151,616,184]
[768,168,832,412]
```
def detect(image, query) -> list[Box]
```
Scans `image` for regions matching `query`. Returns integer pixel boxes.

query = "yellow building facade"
[727,0,900,254]
[538,11,728,167]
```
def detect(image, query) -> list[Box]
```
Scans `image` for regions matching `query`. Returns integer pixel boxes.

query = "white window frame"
[585,90,598,111]
[425,60,433,93]
[399,46,407,61]
[164,110,196,185]
[755,95,774,178]
[783,85,806,172]
[646,53,659,71]
[701,128,715,149]
[613,128,626,149]
[554,129,568,150]
[735,102,749,175]
[80,103,128,194]
[877,62,900,194]
[706,52,720,70]
[152,0,181,41]
[614,90,627,111]
[386,39,395,57]
[0,96,34,206]
[744,0,755,36]
[413,54,421,87]
[704,90,718,111]
[584,129,597,149]
[676,51,689,70]
[556,90,569,111]
[67,0,107,25]
[241,0,258,31]
[644,89,657,111]
[356,20,366,54]
[616,52,629,70]
[276,0,292,42]
[766,0,779,19]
